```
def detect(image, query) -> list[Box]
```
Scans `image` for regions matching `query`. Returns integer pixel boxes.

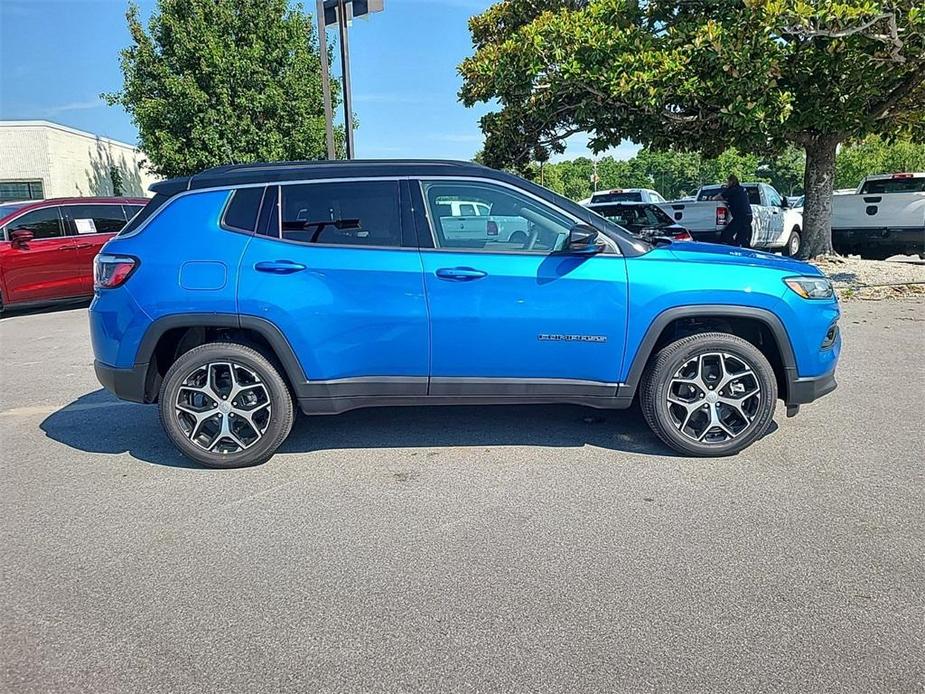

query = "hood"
[663,241,821,275]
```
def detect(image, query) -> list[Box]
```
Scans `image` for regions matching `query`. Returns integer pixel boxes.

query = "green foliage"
[105,0,343,178]
[835,135,925,188]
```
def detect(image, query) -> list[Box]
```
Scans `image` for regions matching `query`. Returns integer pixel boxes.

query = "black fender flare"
[618,305,798,399]
[135,313,307,391]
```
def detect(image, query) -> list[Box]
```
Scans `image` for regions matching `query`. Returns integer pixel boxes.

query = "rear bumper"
[94,360,149,404]
[833,227,924,255]
[786,368,837,405]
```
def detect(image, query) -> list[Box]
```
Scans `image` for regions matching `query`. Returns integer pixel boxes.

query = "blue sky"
[0,0,639,162]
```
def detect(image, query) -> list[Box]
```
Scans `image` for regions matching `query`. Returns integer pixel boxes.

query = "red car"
[0,197,148,312]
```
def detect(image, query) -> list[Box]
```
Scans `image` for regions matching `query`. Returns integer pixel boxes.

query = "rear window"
[222,187,265,232]
[859,177,925,194]
[697,186,761,205]
[591,191,643,203]
[590,203,672,227]
[118,194,169,236]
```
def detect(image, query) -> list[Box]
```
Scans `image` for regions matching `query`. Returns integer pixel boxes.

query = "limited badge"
[538,334,607,343]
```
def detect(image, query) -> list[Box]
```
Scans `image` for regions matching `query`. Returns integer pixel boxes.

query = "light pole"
[316,0,384,160]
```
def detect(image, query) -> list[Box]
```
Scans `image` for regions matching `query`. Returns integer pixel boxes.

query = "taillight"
[716,206,729,225]
[94,254,138,289]
[673,229,693,241]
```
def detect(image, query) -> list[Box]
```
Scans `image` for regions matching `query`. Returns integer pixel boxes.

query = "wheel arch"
[620,305,797,402]
[136,314,306,403]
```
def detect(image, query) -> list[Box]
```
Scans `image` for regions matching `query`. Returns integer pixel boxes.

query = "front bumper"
[786,368,837,405]
[94,360,149,404]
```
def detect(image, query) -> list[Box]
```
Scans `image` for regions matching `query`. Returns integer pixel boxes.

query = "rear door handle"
[435,267,487,281]
[254,260,307,274]
[74,243,94,249]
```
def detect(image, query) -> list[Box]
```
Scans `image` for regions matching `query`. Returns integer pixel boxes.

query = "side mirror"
[10,229,34,247]
[566,223,602,254]
[779,198,789,209]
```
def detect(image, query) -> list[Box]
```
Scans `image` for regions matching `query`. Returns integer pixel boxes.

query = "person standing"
[712,175,753,248]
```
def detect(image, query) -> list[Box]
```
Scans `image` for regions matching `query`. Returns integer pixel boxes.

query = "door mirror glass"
[10,229,34,246]
[565,223,602,254]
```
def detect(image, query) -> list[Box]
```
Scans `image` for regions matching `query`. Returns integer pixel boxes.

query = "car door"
[237,180,429,396]
[0,206,77,304]
[61,203,128,294]
[762,185,786,246]
[413,177,628,397]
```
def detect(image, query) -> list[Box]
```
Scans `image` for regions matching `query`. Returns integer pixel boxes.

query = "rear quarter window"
[222,187,265,232]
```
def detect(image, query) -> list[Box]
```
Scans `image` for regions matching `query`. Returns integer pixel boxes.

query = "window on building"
[0,181,44,203]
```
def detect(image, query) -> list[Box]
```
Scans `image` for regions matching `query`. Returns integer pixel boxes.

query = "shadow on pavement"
[40,389,686,468]
[0,298,91,319]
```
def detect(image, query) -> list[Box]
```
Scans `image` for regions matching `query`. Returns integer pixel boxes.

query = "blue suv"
[90,160,840,468]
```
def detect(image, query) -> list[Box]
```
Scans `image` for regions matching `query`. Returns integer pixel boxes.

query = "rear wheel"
[640,333,777,457]
[158,342,294,468]
[784,228,801,257]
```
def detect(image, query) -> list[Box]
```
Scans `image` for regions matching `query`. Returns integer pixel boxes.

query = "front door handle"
[254,260,307,274]
[74,243,94,249]
[435,267,487,281]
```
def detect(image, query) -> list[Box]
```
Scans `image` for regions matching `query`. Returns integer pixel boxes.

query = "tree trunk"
[799,134,840,259]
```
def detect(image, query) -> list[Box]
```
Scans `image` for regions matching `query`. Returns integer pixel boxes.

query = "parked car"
[434,197,529,244]
[0,197,148,312]
[831,173,925,259]
[786,195,804,209]
[90,160,840,468]
[585,201,693,242]
[587,188,667,205]
[659,183,803,255]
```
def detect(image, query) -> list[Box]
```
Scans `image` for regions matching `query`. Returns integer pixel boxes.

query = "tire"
[784,228,801,257]
[158,342,294,468]
[640,332,778,457]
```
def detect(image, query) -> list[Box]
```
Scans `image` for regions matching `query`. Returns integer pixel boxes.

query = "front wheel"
[784,228,801,257]
[640,333,778,457]
[158,342,294,468]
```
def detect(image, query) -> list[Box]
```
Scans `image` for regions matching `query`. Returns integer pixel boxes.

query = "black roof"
[150,159,501,196]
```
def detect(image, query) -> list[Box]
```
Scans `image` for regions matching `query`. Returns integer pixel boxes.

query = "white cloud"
[43,99,105,115]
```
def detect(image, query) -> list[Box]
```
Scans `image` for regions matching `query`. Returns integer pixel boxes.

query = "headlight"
[784,276,834,300]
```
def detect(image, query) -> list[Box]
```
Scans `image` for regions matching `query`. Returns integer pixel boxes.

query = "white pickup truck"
[435,199,529,244]
[831,173,925,259]
[658,182,803,255]
[579,188,667,206]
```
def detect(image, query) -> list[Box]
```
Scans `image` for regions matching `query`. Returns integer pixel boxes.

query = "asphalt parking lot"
[1,299,923,693]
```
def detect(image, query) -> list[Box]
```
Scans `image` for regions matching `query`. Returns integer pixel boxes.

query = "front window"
[421,180,574,253]
[4,207,64,240]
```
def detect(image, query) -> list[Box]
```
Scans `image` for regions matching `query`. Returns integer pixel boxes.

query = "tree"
[105,0,343,178]
[460,0,925,257]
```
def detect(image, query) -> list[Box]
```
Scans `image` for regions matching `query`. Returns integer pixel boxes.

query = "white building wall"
[0,121,160,199]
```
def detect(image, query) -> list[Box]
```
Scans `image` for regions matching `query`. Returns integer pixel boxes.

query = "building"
[0,120,160,203]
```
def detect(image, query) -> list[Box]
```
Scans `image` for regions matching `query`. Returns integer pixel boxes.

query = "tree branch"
[869,68,925,120]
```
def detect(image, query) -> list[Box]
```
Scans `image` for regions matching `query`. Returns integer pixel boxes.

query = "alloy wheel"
[174,361,271,454]
[666,352,761,443]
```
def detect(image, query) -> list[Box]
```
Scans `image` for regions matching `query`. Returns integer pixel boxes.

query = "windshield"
[591,191,643,203]
[589,203,672,227]
[860,177,925,194]
[0,202,29,220]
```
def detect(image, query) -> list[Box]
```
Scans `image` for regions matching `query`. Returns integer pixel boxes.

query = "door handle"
[435,267,487,281]
[74,243,93,249]
[254,260,307,274]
